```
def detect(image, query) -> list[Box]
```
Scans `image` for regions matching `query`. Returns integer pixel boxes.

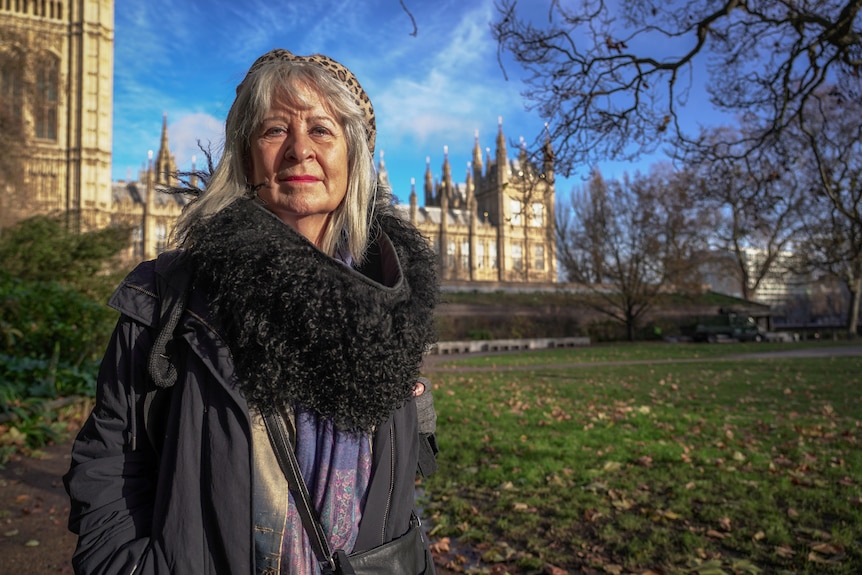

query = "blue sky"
[111,0,679,203]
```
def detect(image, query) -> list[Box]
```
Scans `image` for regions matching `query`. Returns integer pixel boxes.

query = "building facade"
[1,2,557,283]
[110,114,188,262]
[391,120,558,285]
[0,0,114,232]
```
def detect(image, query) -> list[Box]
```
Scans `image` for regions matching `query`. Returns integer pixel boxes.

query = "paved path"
[423,344,862,372]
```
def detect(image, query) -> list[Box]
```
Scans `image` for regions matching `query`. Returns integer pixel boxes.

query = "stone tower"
[392,118,558,285]
[0,0,114,232]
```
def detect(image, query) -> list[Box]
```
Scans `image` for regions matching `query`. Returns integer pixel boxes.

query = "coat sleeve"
[63,314,167,575]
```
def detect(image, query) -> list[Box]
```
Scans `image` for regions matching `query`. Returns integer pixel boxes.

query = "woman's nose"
[284,132,312,161]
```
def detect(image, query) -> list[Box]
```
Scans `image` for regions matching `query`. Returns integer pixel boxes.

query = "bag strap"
[261,409,339,573]
[148,251,193,389]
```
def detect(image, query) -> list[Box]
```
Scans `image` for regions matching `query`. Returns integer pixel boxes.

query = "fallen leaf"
[811,542,843,555]
[25,539,40,547]
[429,537,450,554]
[719,517,732,531]
[542,564,567,575]
[775,545,795,558]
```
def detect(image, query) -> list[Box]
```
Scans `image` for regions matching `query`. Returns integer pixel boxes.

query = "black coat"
[65,219,438,574]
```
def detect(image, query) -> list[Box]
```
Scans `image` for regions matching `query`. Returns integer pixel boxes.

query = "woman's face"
[249,83,349,246]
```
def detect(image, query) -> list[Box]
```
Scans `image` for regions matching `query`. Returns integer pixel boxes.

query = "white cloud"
[168,113,225,170]
[374,0,524,147]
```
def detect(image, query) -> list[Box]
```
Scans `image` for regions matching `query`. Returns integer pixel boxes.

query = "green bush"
[0,213,132,301]
[0,273,117,364]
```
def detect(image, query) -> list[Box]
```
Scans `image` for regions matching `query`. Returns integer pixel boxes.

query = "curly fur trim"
[185,199,438,432]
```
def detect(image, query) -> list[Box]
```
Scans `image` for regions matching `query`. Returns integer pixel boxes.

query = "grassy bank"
[421,342,862,574]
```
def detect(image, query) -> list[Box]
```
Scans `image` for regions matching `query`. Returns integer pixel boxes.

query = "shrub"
[0,272,117,364]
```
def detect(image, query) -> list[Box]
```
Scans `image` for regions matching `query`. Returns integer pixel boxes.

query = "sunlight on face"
[250,83,349,246]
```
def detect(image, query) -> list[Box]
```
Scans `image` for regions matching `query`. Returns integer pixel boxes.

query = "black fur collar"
[185,199,438,432]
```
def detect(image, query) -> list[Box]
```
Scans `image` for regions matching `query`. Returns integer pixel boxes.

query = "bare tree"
[791,89,862,335]
[557,165,704,340]
[690,126,807,301]
[492,0,862,175]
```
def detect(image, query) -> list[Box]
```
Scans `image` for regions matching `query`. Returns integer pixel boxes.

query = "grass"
[420,342,862,575]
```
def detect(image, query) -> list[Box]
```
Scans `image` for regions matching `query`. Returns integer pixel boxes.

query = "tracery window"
[509,199,522,225]
[0,59,23,131]
[534,245,545,271]
[531,202,544,227]
[35,55,59,141]
[512,243,523,272]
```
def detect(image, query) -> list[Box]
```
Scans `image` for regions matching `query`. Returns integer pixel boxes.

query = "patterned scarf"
[283,409,372,574]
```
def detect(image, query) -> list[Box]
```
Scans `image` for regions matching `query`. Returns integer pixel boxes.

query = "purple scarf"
[281,405,372,573]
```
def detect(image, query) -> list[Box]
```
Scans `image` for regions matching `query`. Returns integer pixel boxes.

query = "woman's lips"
[281,175,319,183]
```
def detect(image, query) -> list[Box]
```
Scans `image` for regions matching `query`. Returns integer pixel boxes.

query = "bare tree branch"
[492,0,862,176]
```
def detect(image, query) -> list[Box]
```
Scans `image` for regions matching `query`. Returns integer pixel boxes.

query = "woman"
[64,49,439,574]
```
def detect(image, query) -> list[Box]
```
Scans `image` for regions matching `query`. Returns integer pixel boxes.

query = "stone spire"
[465,161,474,212]
[496,116,508,186]
[154,113,176,186]
[441,145,453,205]
[424,156,434,206]
[378,150,389,188]
[542,123,555,183]
[409,177,418,223]
[518,135,529,176]
[472,129,483,185]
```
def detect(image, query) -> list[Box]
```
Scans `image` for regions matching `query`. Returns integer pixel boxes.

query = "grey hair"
[172,59,381,263]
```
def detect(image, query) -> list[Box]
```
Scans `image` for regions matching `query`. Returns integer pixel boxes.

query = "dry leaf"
[429,537,450,554]
[811,542,843,555]
[775,545,795,558]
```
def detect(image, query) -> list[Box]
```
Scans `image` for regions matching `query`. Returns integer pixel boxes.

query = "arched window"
[35,55,59,141]
[0,57,23,133]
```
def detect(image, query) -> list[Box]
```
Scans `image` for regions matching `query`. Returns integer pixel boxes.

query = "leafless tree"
[557,164,705,340]
[790,89,862,335]
[690,125,807,301]
[492,0,862,176]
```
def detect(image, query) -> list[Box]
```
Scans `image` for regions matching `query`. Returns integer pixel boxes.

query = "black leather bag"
[262,410,430,574]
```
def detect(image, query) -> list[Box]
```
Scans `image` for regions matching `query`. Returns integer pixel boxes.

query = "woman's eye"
[263,126,286,137]
[311,126,331,136]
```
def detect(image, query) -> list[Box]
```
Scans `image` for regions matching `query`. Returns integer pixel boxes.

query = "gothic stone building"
[0,0,114,232]
[1,0,556,283]
[391,120,558,286]
[0,1,184,261]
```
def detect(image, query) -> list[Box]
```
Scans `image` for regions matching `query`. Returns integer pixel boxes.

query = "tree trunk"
[847,277,862,338]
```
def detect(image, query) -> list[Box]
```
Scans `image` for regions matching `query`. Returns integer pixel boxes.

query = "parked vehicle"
[693,313,766,343]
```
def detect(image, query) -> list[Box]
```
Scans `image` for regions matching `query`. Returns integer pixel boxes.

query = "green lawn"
[421,342,862,575]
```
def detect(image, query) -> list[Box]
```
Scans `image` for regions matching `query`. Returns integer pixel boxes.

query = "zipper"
[381,422,396,544]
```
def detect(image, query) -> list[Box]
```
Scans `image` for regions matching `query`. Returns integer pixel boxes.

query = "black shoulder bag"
[261,409,430,575]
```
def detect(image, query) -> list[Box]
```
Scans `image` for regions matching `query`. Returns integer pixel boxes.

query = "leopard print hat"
[237,49,376,156]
